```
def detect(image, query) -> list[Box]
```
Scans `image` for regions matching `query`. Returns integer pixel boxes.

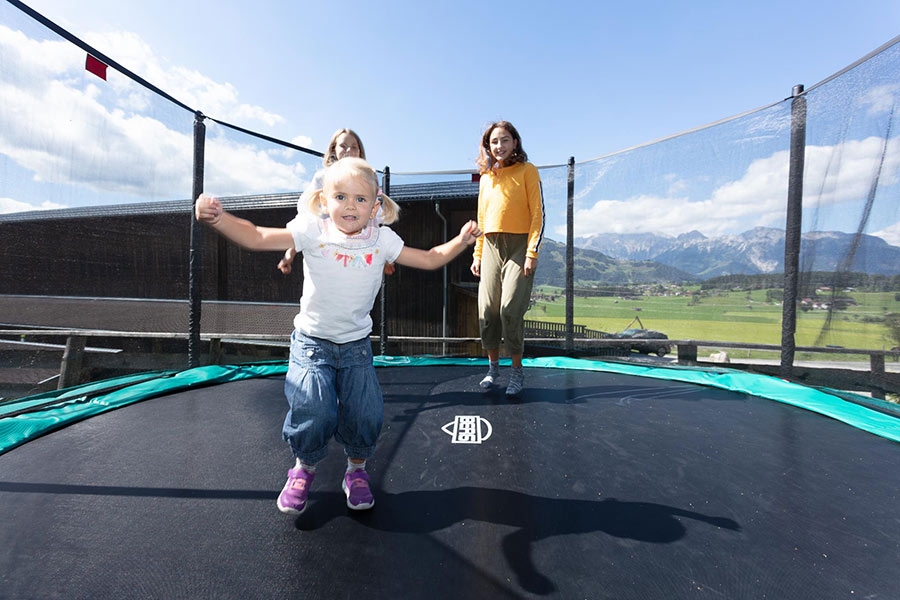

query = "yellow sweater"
[473,162,545,261]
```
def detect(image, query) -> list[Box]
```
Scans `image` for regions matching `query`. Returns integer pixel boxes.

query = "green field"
[527,287,900,362]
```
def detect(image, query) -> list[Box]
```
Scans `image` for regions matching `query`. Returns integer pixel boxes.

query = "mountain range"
[535,227,900,286]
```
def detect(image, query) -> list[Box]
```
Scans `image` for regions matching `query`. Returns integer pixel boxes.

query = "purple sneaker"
[277,466,315,515]
[342,469,375,510]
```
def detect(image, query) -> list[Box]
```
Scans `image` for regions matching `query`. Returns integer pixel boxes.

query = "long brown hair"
[324,128,367,167]
[476,120,528,174]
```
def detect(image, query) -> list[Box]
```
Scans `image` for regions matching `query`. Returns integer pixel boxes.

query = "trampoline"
[1,356,899,599]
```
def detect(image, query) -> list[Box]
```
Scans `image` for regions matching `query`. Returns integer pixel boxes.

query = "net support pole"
[435,200,449,356]
[188,111,207,369]
[379,166,390,356]
[565,156,575,354]
[781,85,805,378]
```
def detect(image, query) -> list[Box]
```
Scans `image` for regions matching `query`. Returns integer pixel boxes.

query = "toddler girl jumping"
[195,157,481,514]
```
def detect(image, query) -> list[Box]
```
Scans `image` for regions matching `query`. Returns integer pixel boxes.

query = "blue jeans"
[282,330,384,464]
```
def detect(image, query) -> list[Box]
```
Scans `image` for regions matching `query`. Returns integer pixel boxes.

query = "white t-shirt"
[287,213,405,343]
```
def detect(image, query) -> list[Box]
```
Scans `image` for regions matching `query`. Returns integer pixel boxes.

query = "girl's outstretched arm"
[195,194,295,252]
[395,220,482,270]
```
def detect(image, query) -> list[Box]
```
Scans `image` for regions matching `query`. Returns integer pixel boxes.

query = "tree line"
[700,272,900,293]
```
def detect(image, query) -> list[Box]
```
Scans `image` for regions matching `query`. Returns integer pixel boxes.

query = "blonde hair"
[306,157,400,225]
[324,128,366,166]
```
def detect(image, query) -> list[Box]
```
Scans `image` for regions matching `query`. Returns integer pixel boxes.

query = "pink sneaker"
[342,469,375,510]
[277,466,315,515]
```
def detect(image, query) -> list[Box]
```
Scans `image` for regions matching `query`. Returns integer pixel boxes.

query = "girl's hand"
[278,247,297,275]
[458,220,482,245]
[471,259,481,277]
[195,193,223,225]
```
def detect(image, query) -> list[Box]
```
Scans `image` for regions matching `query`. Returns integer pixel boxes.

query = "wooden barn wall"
[377,200,479,340]
[202,206,305,303]
[0,198,479,340]
[3,213,200,299]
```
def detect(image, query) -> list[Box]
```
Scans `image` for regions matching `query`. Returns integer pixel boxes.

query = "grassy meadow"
[527,286,900,362]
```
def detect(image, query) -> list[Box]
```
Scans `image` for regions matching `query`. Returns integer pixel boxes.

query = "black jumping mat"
[1,365,898,599]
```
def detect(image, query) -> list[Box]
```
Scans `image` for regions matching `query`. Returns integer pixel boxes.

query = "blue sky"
[2,0,899,244]
[9,0,899,169]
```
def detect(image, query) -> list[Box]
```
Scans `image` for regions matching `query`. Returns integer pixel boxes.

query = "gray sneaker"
[505,367,524,397]
[479,364,500,390]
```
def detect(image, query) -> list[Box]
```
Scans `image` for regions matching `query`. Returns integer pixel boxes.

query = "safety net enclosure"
[1,0,899,382]
[567,42,900,358]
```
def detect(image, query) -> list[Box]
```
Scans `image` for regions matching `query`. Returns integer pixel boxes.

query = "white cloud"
[567,150,790,239]
[203,124,310,194]
[873,220,900,246]
[664,173,689,196]
[566,136,900,240]
[0,24,310,211]
[802,136,900,207]
[81,31,284,128]
[573,158,615,202]
[859,83,900,117]
[290,135,315,149]
[0,196,67,214]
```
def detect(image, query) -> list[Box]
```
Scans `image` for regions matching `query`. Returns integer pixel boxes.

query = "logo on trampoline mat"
[442,415,492,444]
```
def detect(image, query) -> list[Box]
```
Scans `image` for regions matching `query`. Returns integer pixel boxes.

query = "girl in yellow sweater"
[470,121,545,397]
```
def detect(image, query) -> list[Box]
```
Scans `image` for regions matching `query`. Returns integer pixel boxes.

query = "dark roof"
[387,180,479,202]
[0,181,478,223]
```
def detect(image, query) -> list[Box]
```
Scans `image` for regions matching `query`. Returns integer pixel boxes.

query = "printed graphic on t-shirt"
[318,221,382,269]
[324,245,380,268]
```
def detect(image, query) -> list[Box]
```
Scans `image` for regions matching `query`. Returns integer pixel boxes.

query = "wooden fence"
[1,328,897,401]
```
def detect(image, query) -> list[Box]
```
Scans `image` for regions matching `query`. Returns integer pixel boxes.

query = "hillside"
[534,239,697,287]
